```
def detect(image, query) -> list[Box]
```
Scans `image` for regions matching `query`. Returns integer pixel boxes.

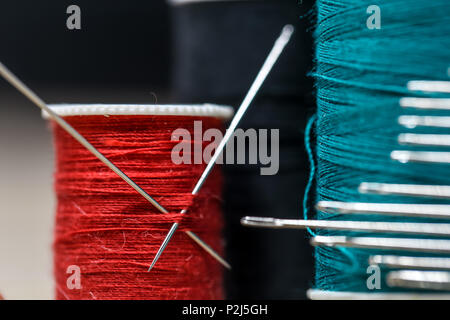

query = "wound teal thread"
[313,0,450,293]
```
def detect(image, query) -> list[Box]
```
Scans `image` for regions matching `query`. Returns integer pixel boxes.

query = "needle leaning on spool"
[400,97,450,110]
[148,24,295,271]
[310,236,450,254]
[407,80,450,94]
[387,270,450,291]
[316,201,450,219]
[359,182,450,199]
[0,61,230,270]
[391,151,450,164]
[370,255,450,271]
[399,115,450,129]
[240,216,450,237]
[398,133,450,147]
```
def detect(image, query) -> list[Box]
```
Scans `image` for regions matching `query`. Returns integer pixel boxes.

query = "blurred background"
[0,0,314,299]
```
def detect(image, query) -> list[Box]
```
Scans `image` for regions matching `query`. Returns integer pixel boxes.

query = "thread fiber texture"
[313,0,450,292]
[52,115,225,299]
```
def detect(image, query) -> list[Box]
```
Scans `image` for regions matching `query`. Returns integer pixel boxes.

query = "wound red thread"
[52,115,225,300]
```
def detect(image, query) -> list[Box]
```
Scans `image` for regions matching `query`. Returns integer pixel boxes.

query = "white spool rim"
[42,104,234,120]
[307,289,450,300]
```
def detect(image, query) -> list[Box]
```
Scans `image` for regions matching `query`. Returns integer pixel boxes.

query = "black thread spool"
[169,0,314,299]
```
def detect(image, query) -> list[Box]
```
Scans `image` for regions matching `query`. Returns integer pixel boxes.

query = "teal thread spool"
[313,0,450,295]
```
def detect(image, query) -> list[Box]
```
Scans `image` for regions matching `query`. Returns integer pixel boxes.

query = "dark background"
[0,0,315,299]
[0,1,171,88]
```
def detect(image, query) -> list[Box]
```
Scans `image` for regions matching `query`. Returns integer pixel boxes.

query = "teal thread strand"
[303,114,317,237]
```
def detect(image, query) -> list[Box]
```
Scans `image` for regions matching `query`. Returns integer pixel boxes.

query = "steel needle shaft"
[0,61,229,270]
[148,24,295,271]
[241,216,450,237]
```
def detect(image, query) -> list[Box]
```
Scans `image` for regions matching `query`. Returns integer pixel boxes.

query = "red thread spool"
[45,104,233,300]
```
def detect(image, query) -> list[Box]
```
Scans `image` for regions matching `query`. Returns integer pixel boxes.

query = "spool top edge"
[42,104,234,120]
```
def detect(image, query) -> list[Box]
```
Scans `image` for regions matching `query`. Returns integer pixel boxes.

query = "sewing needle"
[148,24,295,271]
[370,255,450,271]
[240,216,450,237]
[407,80,450,94]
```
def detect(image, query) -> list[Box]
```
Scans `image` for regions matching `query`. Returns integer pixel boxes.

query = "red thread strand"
[52,115,225,300]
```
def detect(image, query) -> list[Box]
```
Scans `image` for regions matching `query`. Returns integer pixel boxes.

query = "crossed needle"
[148,25,295,271]
[0,61,230,269]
